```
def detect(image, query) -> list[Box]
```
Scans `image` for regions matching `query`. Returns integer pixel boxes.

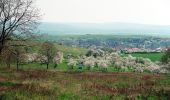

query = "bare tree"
[39,42,56,69]
[1,45,15,68]
[0,40,27,69]
[13,45,26,70]
[0,0,40,54]
[0,41,26,70]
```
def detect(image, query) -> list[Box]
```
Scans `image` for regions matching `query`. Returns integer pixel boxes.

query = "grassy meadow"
[0,68,170,100]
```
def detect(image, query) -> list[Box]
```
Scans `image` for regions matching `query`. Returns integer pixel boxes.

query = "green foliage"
[0,82,16,86]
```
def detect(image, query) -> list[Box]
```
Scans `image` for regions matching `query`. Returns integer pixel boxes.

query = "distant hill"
[38,22,170,35]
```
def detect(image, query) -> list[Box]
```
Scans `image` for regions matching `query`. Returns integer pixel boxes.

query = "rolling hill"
[38,22,170,36]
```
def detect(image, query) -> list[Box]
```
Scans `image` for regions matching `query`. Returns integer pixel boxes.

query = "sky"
[36,0,170,25]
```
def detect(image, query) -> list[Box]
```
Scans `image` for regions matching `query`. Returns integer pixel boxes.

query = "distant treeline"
[37,34,170,49]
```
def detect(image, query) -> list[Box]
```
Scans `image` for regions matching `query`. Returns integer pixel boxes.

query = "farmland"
[125,53,164,62]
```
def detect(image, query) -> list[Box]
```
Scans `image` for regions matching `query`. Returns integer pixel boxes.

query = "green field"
[55,44,88,57]
[125,53,164,62]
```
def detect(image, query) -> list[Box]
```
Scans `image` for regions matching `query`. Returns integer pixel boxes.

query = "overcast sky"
[36,0,170,25]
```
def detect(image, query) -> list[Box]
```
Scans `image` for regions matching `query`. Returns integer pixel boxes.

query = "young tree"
[39,42,56,69]
[13,46,25,70]
[10,41,27,70]
[0,0,41,54]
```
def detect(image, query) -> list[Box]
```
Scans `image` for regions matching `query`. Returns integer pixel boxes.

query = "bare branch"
[0,0,41,53]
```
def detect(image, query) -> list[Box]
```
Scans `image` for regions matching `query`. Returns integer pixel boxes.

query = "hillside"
[37,34,170,49]
[38,22,170,36]
[27,41,88,57]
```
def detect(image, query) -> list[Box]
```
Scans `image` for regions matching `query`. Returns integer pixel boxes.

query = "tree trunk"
[47,63,49,69]
[6,63,10,69]
[7,57,11,69]
[54,64,57,68]
[16,52,19,70]
[0,42,4,55]
[17,59,19,70]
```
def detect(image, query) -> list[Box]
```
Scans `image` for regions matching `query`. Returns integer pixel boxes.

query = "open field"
[0,68,170,100]
[125,53,163,62]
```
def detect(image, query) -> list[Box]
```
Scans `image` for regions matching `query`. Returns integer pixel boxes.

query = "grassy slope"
[28,41,88,57]
[55,44,87,57]
[30,38,164,61]
[0,68,170,100]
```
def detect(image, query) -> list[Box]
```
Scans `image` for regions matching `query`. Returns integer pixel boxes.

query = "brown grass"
[0,69,169,99]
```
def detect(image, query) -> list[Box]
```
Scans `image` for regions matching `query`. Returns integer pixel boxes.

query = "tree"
[161,47,170,64]
[53,51,63,68]
[13,45,25,70]
[1,45,15,68]
[0,0,40,54]
[39,42,56,69]
[0,41,26,70]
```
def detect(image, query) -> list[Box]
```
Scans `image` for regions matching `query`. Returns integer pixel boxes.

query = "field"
[0,67,170,100]
[55,44,87,57]
[125,53,163,62]
[28,41,88,57]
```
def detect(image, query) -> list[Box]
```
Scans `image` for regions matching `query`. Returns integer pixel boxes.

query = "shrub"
[161,47,170,64]
[67,58,77,70]
[53,51,64,68]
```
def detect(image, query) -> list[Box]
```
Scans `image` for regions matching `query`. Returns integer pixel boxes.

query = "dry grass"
[0,69,170,100]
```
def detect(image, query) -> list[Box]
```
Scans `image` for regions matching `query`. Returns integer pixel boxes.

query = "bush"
[161,48,170,64]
